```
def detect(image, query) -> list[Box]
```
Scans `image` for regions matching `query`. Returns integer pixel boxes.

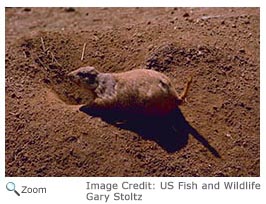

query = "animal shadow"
[80,106,221,157]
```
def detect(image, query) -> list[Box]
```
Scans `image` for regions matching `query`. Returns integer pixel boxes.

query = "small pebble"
[183,12,190,18]
[23,8,31,12]
[64,7,76,12]
[148,44,153,51]
[11,93,17,98]
[239,48,245,53]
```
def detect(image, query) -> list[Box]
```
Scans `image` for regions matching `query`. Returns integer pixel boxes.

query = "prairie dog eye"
[68,66,100,89]
[87,75,97,84]
[77,72,94,78]
[76,71,97,82]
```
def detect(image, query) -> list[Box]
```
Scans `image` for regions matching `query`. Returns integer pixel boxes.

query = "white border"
[3,0,262,7]
[1,1,264,204]
[1,4,5,179]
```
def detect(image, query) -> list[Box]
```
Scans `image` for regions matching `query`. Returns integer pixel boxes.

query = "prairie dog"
[68,66,192,116]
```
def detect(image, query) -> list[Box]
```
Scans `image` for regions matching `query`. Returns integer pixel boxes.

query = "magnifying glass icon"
[6,182,20,196]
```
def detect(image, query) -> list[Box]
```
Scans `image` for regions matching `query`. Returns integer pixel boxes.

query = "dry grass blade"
[81,43,87,61]
[41,37,46,52]
[50,51,61,66]
[36,57,48,71]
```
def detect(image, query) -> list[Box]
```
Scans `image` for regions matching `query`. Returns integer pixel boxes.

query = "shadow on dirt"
[80,106,221,158]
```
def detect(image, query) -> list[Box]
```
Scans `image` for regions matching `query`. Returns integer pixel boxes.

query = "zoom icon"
[6,182,20,196]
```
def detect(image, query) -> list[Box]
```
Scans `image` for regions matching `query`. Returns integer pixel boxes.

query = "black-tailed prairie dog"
[68,66,192,116]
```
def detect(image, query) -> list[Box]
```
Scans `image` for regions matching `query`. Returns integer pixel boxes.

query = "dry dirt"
[5,8,260,176]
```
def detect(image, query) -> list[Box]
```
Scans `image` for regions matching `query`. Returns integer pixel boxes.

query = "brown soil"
[5,8,260,177]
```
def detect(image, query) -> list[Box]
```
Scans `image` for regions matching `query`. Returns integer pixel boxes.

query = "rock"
[11,93,17,98]
[64,7,76,12]
[43,78,51,84]
[183,12,190,18]
[147,44,154,51]
[213,106,218,111]
[214,171,227,176]
[239,48,245,53]
[65,136,78,142]
[239,102,245,107]
[23,8,31,12]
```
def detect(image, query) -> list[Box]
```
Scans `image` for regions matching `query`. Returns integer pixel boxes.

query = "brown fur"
[68,66,191,116]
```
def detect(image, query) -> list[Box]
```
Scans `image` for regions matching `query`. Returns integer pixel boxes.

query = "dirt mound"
[146,43,221,72]
[5,8,259,176]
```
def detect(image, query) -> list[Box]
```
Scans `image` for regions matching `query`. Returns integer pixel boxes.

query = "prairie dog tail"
[180,76,192,101]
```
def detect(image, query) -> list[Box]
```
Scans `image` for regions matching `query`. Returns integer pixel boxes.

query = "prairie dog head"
[68,66,100,90]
